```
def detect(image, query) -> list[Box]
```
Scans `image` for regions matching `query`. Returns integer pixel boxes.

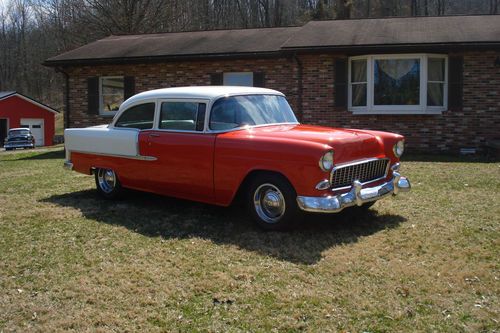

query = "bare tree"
[0,0,494,107]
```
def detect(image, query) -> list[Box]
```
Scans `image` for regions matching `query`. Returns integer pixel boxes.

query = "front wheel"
[95,168,123,199]
[247,174,301,231]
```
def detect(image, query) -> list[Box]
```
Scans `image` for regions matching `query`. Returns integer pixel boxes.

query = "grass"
[0,148,498,332]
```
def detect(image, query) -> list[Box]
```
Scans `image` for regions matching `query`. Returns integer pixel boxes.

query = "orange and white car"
[64,86,410,230]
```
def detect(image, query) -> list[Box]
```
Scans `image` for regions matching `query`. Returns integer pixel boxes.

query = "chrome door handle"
[149,133,160,137]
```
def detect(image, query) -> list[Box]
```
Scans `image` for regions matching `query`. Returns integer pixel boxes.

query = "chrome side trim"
[329,157,390,191]
[297,173,411,213]
[71,150,157,161]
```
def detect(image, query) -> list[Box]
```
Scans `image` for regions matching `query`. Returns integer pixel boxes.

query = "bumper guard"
[63,160,73,171]
[297,172,410,213]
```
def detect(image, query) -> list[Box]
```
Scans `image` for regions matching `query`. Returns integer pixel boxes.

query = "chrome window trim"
[155,98,210,133]
[110,98,158,128]
[206,94,299,133]
[206,122,300,134]
[329,157,390,191]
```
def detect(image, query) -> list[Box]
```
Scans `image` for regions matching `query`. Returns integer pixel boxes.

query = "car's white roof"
[9,128,30,131]
[121,86,284,110]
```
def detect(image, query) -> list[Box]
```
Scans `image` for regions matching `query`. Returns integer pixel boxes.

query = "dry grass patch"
[0,148,498,332]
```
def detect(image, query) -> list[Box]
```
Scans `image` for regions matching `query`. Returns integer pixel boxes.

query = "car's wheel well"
[231,170,294,206]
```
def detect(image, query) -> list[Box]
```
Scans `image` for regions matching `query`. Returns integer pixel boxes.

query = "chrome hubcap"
[97,169,116,193]
[253,183,286,224]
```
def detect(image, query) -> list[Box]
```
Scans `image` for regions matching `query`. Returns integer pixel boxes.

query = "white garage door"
[20,118,44,146]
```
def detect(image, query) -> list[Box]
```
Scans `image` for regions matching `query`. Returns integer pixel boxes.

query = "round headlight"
[393,140,405,158]
[319,151,334,172]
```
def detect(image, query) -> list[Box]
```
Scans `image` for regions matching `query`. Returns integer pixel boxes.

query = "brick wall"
[65,51,500,152]
[66,57,299,128]
[299,51,500,152]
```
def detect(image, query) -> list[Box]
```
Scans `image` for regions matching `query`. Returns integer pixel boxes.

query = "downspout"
[293,53,304,122]
[56,67,70,129]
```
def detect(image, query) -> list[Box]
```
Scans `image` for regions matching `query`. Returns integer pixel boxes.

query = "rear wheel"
[247,174,301,231]
[95,168,123,199]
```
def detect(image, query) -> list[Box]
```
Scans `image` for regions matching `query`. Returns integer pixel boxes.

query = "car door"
[144,99,216,203]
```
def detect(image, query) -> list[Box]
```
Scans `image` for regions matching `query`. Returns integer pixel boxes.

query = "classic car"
[64,86,410,230]
[4,128,35,150]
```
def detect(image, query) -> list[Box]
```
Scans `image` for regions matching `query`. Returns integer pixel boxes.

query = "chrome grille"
[330,158,389,189]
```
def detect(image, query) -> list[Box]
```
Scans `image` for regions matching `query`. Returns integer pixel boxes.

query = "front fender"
[213,136,329,206]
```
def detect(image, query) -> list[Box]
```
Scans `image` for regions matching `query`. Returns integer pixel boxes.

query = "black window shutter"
[253,72,265,87]
[334,58,348,108]
[124,76,135,99]
[87,77,99,115]
[210,73,223,85]
[448,56,463,109]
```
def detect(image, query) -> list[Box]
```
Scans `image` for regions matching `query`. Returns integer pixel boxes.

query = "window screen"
[101,77,124,114]
[223,72,254,87]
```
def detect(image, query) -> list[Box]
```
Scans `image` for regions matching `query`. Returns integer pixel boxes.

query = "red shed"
[0,91,58,147]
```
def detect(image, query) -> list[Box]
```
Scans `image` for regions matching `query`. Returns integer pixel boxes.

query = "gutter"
[55,67,70,129]
[293,53,304,122]
[44,51,285,67]
[281,42,500,54]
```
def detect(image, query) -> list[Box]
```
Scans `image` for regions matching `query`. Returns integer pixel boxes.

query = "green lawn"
[0,148,498,332]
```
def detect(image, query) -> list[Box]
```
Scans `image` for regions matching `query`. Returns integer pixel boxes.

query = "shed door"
[20,118,44,146]
[0,119,7,147]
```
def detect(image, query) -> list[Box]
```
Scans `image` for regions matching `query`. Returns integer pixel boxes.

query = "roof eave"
[282,42,500,53]
[43,51,288,67]
[0,92,59,113]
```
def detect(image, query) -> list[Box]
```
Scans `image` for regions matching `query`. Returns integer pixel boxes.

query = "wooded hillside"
[0,0,498,109]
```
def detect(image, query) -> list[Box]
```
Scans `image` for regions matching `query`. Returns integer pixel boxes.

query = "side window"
[160,102,206,131]
[115,103,155,130]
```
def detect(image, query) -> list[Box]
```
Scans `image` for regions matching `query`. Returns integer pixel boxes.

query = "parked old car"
[64,86,410,230]
[4,128,35,150]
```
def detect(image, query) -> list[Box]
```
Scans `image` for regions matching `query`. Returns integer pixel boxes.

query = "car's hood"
[230,124,394,162]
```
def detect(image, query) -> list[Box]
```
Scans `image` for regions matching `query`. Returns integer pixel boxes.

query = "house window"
[100,76,124,115]
[223,72,254,87]
[349,54,447,114]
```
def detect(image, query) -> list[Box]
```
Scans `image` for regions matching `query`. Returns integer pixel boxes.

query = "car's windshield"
[209,95,298,131]
[9,129,30,136]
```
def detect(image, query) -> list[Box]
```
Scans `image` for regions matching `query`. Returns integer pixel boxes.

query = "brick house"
[44,15,500,152]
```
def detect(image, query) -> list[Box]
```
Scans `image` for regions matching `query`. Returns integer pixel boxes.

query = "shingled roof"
[45,27,301,65]
[282,15,500,50]
[45,15,500,66]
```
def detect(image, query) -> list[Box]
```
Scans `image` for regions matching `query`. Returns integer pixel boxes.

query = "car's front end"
[295,132,410,213]
[4,129,35,150]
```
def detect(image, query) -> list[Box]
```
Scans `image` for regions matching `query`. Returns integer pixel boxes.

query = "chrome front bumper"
[63,160,73,170]
[296,172,411,213]
[4,142,34,149]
